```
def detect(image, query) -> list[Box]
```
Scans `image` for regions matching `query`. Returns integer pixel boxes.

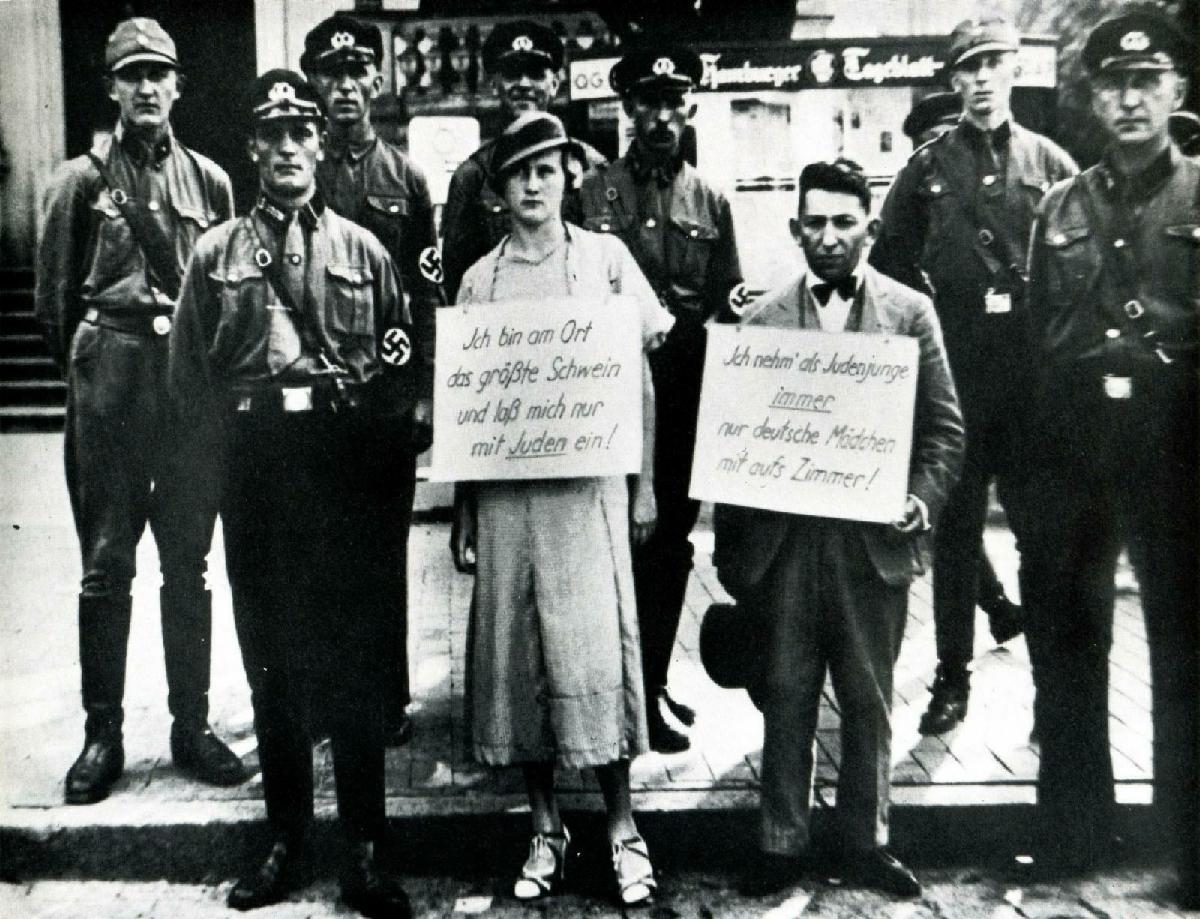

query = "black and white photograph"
[0,1,1197,916]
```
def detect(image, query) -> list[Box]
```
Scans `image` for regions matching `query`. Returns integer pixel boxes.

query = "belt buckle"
[281,386,314,412]
[1103,374,1133,400]
[152,315,172,336]
[236,396,253,412]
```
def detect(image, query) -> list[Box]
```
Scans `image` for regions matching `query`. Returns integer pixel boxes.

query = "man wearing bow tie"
[717,160,963,898]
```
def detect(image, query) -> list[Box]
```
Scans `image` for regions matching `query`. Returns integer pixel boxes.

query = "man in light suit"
[716,160,963,898]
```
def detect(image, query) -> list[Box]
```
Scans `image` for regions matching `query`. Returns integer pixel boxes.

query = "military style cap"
[947,16,1020,69]
[105,17,178,72]
[609,46,703,96]
[1082,4,1191,73]
[902,91,961,140]
[488,112,580,191]
[482,20,563,74]
[248,69,325,123]
[300,14,383,73]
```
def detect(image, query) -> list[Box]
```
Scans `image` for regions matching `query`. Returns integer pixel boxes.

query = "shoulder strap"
[248,213,331,363]
[86,150,182,300]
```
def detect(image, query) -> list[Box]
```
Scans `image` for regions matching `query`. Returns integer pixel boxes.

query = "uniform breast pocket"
[209,266,265,363]
[364,194,409,247]
[90,193,136,269]
[171,201,216,252]
[1163,223,1200,296]
[1043,225,1097,298]
[325,263,375,337]
[668,216,718,283]
[917,177,955,248]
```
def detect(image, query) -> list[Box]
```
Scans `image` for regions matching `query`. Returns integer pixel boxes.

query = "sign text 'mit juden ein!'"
[429,296,643,481]
[690,325,918,524]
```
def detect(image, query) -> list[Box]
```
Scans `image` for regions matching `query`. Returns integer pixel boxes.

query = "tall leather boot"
[65,594,130,804]
[162,587,247,786]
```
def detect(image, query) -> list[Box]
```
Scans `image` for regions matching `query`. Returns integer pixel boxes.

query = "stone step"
[0,356,59,381]
[0,405,64,432]
[0,378,67,407]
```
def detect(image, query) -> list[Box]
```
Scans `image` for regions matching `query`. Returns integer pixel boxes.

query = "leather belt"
[227,379,360,415]
[83,307,173,337]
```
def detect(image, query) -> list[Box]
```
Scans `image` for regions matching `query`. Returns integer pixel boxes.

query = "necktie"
[266,214,305,375]
[811,276,857,306]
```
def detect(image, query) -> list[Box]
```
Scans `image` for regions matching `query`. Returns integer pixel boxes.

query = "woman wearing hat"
[450,112,672,907]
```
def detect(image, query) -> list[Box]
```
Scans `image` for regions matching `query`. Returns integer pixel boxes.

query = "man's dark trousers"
[633,321,705,695]
[222,409,391,844]
[66,320,219,734]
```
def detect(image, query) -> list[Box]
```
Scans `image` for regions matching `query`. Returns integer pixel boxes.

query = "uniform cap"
[488,112,580,192]
[947,16,1020,69]
[1082,4,1191,73]
[301,15,383,73]
[482,20,563,74]
[248,69,325,124]
[105,18,178,72]
[609,46,703,96]
[902,91,961,140]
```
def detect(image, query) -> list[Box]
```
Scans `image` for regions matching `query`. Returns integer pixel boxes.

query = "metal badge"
[152,315,172,336]
[287,253,302,266]
[978,228,994,246]
[111,188,128,206]
[606,186,619,202]
[254,248,272,269]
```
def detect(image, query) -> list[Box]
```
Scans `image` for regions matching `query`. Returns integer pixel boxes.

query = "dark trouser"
[381,452,418,721]
[222,408,393,843]
[64,319,219,731]
[634,322,704,695]
[751,520,908,855]
[931,400,1022,673]
[1007,378,1199,872]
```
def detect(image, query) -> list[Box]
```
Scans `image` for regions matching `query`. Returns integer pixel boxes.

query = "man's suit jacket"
[713,264,964,595]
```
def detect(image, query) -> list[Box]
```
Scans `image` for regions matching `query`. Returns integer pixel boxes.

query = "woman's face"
[503,149,565,228]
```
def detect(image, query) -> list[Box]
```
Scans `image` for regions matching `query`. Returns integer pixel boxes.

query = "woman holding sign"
[450,112,672,908]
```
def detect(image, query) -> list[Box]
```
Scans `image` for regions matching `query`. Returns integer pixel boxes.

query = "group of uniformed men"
[33,4,1197,915]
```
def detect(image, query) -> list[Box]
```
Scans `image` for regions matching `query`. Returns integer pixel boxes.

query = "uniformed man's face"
[308,59,382,126]
[502,149,565,228]
[626,87,695,157]
[108,63,180,131]
[1092,69,1186,147]
[791,188,874,283]
[251,119,324,198]
[950,51,1018,119]
[495,59,559,119]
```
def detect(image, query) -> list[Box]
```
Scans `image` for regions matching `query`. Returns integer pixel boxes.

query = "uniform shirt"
[578,146,743,325]
[442,134,607,302]
[1028,144,1199,378]
[170,195,419,409]
[317,128,438,391]
[35,123,233,367]
[870,119,1076,347]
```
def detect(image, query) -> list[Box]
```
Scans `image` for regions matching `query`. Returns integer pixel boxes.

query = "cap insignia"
[331,31,355,50]
[512,35,534,52]
[268,82,296,103]
[1120,31,1151,52]
[652,57,676,76]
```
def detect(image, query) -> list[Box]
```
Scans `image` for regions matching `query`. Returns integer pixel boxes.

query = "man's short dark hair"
[798,159,871,214]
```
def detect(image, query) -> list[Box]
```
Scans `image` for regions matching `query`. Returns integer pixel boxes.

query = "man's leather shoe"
[341,843,412,918]
[228,840,300,910]
[660,687,696,727]
[171,722,248,786]
[739,851,809,896]
[986,598,1024,644]
[647,705,690,754]
[918,674,968,735]
[385,712,414,747]
[64,734,124,804]
[845,848,921,897]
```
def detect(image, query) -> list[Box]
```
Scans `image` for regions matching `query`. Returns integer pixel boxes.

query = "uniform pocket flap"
[918,176,952,198]
[583,215,620,233]
[365,194,410,217]
[1165,223,1200,244]
[671,216,718,241]
[1044,225,1092,248]
[172,201,214,228]
[211,264,264,285]
[327,263,374,285]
